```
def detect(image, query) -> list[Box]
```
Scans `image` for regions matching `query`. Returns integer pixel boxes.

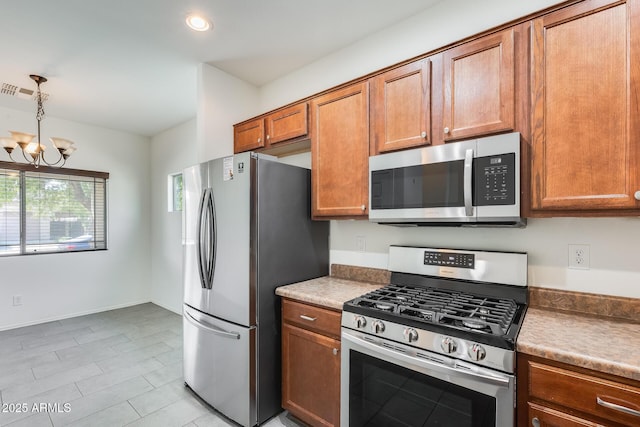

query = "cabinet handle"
[266,134,270,140]
[421,131,427,138]
[634,191,640,201]
[597,396,640,417]
[332,348,339,355]
[361,204,366,212]
[531,417,540,427]
[257,137,261,143]
[299,315,317,322]
[444,127,450,134]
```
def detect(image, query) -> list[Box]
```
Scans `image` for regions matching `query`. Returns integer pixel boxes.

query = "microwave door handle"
[463,148,473,217]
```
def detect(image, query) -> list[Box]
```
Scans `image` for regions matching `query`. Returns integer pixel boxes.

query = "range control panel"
[423,251,475,269]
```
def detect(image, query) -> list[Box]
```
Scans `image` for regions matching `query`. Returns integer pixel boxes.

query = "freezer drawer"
[183,304,256,427]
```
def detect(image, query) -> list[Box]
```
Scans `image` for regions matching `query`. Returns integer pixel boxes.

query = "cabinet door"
[442,28,515,142]
[528,403,603,427]
[531,0,640,211]
[234,118,264,153]
[311,82,369,218]
[282,323,340,427]
[370,59,431,153]
[265,102,308,146]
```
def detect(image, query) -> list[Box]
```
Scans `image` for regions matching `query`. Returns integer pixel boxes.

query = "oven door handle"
[343,332,511,388]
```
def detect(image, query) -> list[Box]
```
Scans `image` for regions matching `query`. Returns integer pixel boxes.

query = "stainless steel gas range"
[340,246,528,427]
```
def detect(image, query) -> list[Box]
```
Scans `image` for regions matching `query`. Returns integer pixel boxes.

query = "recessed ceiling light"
[186,14,211,32]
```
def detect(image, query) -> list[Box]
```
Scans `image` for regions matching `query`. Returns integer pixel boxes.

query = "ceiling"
[0,0,440,137]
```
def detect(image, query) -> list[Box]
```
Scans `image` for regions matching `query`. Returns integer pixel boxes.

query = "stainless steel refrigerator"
[182,152,329,427]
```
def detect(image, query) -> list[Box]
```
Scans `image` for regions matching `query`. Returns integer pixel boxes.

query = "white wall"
[197,64,259,162]
[150,119,197,314]
[0,105,151,330]
[330,218,640,299]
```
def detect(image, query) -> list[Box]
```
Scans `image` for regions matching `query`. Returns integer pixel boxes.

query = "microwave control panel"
[474,153,516,206]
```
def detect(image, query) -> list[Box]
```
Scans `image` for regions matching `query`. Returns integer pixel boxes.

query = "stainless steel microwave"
[369,132,525,227]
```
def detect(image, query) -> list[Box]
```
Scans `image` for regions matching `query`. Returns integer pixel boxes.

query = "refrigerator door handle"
[184,310,241,340]
[196,188,217,290]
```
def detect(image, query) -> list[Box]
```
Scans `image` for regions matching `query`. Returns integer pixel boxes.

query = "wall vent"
[1,82,48,101]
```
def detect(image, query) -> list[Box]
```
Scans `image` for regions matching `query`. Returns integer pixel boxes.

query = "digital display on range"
[423,251,475,269]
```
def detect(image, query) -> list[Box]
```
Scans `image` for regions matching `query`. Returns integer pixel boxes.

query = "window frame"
[167,172,183,213]
[0,160,109,256]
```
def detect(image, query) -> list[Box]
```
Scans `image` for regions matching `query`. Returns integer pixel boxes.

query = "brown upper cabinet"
[233,102,309,153]
[233,117,265,153]
[530,0,640,213]
[370,58,431,154]
[439,27,518,143]
[265,102,308,146]
[310,82,369,219]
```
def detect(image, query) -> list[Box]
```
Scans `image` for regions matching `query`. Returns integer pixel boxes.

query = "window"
[0,161,108,256]
[168,172,183,212]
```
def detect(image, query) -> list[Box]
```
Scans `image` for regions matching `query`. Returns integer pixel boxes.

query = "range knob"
[354,315,367,329]
[403,328,418,343]
[468,343,486,361]
[371,320,385,334]
[440,337,457,354]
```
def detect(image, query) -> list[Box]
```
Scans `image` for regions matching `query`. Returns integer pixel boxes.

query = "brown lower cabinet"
[281,298,341,427]
[517,353,640,427]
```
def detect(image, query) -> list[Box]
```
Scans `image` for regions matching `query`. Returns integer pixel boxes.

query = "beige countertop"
[517,307,640,382]
[275,276,384,311]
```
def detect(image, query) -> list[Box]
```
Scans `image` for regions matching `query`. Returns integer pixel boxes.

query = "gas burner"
[375,303,394,311]
[461,319,488,330]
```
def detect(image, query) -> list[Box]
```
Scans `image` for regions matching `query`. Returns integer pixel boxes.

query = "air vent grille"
[0,82,47,100]
[1,83,18,96]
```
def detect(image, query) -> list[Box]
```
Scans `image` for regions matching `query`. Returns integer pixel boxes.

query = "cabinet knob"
[635,191,640,201]
[531,417,540,427]
[332,348,338,356]
[444,127,450,134]
[361,204,366,212]
[266,134,270,140]
[421,131,427,138]
[257,137,261,143]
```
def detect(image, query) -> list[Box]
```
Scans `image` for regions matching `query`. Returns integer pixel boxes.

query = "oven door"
[341,329,515,427]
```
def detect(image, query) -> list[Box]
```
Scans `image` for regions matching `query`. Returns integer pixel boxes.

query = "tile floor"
[0,303,303,427]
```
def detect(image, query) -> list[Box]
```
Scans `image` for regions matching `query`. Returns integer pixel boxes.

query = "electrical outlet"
[13,295,22,306]
[568,244,590,270]
[356,236,366,252]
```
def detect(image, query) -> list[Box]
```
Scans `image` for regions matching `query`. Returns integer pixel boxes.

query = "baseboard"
[0,299,152,332]
[150,299,182,315]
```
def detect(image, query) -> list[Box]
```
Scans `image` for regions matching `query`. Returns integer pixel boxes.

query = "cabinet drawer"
[282,299,341,338]
[528,402,603,427]
[529,362,640,426]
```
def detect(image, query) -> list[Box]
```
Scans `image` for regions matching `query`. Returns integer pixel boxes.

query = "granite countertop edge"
[517,307,640,382]
[276,276,640,383]
[275,276,385,311]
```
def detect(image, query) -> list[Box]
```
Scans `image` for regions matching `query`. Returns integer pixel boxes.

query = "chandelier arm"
[39,145,64,166]
[19,147,35,165]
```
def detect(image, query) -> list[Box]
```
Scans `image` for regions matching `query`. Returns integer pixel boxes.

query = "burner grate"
[348,284,519,336]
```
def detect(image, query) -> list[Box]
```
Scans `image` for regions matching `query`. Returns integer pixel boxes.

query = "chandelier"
[0,74,76,167]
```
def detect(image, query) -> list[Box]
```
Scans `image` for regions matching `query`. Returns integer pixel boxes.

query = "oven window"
[349,350,496,427]
[370,161,464,210]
